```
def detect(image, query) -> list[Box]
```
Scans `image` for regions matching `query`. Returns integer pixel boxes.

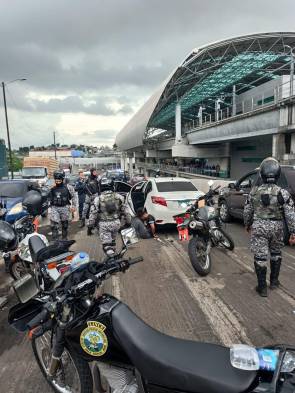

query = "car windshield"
[0,182,27,198]
[22,167,46,178]
[156,181,197,192]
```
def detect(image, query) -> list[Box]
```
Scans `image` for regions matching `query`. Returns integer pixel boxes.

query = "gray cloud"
[0,0,294,146]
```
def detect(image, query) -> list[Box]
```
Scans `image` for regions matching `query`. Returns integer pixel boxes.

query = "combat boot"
[270,257,281,289]
[79,218,85,228]
[254,261,268,297]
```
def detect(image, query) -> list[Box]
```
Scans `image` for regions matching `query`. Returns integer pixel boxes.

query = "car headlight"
[7,203,23,215]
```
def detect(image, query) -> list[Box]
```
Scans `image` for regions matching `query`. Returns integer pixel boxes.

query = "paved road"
[1,221,295,392]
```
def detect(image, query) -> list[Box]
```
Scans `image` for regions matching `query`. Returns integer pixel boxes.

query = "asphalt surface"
[1,220,295,392]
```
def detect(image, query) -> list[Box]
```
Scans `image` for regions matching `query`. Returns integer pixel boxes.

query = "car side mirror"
[228,182,236,190]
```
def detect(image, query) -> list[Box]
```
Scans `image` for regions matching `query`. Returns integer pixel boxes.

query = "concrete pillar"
[128,157,134,178]
[272,134,285,161]
[175,103,182,144]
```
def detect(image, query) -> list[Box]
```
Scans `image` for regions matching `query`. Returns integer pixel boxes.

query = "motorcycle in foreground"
[8,228,295,393]
[174,181,234,276]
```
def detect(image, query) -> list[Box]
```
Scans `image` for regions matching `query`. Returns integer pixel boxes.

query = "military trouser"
[98,219,121,256]
[78,194,86,220]
[50,205,71,240]
[250,219,283,291]
[82,194,97,221]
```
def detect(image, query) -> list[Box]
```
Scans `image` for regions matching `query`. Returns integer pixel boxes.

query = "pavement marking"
[163,243,252,347]
[112,275,121,299]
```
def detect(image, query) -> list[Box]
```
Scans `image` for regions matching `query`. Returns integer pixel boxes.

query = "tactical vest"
[51,185,71,207]
[99,191,122,221]
[86,177,99,196]
[251,184,283,220]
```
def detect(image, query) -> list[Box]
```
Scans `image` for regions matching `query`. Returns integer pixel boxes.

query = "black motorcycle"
[8,229,295,393]
[174,182,234,276]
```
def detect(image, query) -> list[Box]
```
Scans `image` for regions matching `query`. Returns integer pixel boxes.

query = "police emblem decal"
[80,321,108,356]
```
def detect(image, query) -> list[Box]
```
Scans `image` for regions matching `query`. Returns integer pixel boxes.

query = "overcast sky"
[0,0,294,148]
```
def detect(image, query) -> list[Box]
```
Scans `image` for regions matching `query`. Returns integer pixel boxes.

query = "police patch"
[80,321,108,357]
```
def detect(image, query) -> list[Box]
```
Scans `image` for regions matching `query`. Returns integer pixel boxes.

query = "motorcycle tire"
[9,260,27,281]
[32,336,93,393]
[188,236,211,276]
[217,229,235,250]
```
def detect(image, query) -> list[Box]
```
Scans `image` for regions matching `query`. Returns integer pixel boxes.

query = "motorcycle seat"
[112,303,257,393]
[28,235,75,263]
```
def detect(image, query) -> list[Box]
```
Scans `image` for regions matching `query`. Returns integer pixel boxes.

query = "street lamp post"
[1,78,26,179]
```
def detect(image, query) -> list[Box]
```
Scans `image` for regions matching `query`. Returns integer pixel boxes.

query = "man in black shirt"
[132,207,157,239]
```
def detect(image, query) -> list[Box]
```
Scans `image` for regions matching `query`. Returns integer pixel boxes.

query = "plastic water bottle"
[70,252,90,271]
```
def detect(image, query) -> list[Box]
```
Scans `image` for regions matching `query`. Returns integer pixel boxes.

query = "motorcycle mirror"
[208,180,214,188]
[121,227,138,246]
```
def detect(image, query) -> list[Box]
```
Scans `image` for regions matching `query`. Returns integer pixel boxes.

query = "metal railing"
[144,163,229,179]
[184,78,295,133]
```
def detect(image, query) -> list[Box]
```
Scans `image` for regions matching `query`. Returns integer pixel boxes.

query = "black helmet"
[23,190,43,216]
[53,170,65,180]
[100,178,114,192]
[0,221,17,251]
[260,157,281,184]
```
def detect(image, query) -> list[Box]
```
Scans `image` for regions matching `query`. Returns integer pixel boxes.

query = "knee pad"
[50,221,59,230]
[270,252,282,262]
[254,257,267,268]
[103,243,115,256]
[61,220,69,230]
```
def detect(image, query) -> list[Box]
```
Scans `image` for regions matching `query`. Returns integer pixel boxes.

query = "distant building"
[29,149,72,158]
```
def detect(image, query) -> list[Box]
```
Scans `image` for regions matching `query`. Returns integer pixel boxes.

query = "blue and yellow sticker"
[80,321,108,357]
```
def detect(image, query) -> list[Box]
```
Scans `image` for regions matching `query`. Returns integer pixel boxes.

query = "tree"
[7,151,23,172]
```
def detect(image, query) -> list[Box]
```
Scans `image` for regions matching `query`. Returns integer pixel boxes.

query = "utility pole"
[2,82,13,179]
[53,131,57,159]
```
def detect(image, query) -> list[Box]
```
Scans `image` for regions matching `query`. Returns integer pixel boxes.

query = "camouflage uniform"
[244,183,295,292]
[82,177,100,223]
[49,184,77,240]
[89,190,131,255]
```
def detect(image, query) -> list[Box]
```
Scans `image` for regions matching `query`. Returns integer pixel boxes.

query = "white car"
[115,177,204,225]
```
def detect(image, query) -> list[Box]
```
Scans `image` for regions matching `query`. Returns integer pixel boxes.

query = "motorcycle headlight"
[7,203,23,215]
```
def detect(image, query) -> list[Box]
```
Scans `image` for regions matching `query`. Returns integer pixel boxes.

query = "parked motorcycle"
[2,190,82,288]
[8,228,295,393]
[174,181,234,276]
[4,214,48,280]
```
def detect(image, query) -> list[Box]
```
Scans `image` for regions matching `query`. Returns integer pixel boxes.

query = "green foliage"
[7,151,23,172]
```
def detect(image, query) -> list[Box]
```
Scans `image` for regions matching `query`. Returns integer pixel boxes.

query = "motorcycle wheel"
[188,236,211,276]
[216,229,235,250]
[9,260,28,280]
[32,332,93,393]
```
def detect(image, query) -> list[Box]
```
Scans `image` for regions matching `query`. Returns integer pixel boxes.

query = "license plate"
[178,200,193,208]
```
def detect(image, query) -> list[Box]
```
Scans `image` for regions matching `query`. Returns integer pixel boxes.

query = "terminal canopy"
[116,32,295,150]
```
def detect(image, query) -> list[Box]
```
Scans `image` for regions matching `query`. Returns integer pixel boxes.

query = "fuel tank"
[66,294,131,365]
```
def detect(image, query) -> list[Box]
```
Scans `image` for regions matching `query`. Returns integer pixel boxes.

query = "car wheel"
[219,200,231,222]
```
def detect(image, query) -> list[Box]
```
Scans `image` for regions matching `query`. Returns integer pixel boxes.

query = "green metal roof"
[150,52,285,128]
[116,32,295,151]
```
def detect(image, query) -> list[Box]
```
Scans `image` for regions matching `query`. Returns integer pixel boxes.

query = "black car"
[218,165,295,223]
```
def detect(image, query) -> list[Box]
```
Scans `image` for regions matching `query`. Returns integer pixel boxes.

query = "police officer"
[49,170,77,240]
[88,178,131,256]
[244,157,295,297]
[81,168,100,230]
[75,169,86,227]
